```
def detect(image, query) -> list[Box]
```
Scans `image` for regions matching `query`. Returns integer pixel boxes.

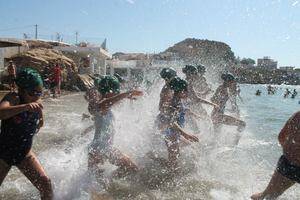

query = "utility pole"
[75,31,78,45]
[34,24,38,39]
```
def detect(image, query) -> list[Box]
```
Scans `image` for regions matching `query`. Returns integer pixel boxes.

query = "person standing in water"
[0,68,52,200]
[256,90,262,96]
[155,77,199,170]
[284,88,291,98]
[87,75,143,178]
[251,111,300,200]
[291,89,297,99]
[211,73,246,133]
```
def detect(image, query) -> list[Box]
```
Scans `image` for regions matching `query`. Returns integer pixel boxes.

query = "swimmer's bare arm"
[278,112,300,146]
[159,89,172,111]
[173,122,199,142]
[186,109,206,120]
[36,109,44,132]
[191,87,218,107]
[98,90,143,113]
[82,125,94,136]
[0,94,43,120]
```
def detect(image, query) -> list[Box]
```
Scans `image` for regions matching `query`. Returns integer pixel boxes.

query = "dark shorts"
[277,155,300,183]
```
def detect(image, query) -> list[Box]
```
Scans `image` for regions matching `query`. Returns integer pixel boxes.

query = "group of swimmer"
[0,64,298,200]
[256,86,298,99]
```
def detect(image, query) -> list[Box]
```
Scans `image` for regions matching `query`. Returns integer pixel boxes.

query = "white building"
[54,45,111,75]
[257,56,278,70]
[0,38,28,72]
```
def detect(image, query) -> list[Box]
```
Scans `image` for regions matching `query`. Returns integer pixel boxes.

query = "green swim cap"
[196,64,206,73]
[93,77,102,88]
[98,75,120,95]
[16,67,43,90]
[160,67,177,80]
[221,73,236,82]
[114,73,125,83]
[182,65,198,75]
[169,77,188,93]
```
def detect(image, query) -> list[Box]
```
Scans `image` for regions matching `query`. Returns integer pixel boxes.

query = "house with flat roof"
[54,45,111,75]
[0,38,29,72]
[257,56,278,70]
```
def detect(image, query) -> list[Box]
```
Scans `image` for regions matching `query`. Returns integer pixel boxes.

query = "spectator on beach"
[42,66,51,88]
[7,61,16,92]
[50,63,62,98]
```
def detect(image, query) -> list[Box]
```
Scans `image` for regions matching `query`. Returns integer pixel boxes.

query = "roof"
[0,38,26,47]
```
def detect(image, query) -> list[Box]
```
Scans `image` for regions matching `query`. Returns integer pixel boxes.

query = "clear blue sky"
[0,0,299,66]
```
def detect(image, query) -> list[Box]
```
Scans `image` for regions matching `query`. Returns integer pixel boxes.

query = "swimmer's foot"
[250,192,264,200]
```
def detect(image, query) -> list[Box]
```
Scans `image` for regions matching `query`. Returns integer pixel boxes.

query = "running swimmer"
[158,67,177,114]
[211,73,246,133]
[87,75,143,179]
[0,68,53,200]
[195,64,212,98]
[251,111,300,200]
[182,65,216,119]
[154,77,199,170]
[228,80,242,116]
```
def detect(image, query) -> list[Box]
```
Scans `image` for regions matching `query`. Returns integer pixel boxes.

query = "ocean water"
[1,83,300,200]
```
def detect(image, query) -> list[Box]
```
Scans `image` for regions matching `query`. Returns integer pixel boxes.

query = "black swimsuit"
[0,95,39,165]
[277,155,300,183]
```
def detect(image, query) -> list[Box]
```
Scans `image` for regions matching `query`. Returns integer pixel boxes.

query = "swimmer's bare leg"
[220,114,246,132]
[251,170,295,200]
[109,149,138,178]
[88,150,105,181]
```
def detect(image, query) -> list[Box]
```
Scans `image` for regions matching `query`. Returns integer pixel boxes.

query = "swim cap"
[169,77,188,93]
[160,67,177,80]
[93,77,101,88]
[182,65,198,75]
[114,73,125,83]
[98,75,120,95]
[221,73,236,82]
[196,64,206,73]
[15,67,43,90]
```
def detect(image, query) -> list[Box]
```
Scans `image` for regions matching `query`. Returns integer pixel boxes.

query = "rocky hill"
[159,38,236,72]
[114,38,236,74]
